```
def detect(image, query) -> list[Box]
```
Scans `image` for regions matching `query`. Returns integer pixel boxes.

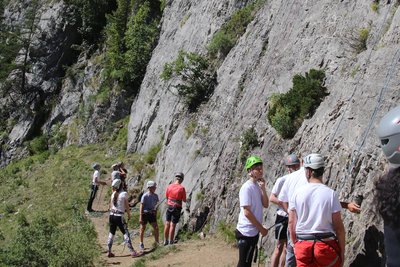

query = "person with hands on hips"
[235,156,269,267]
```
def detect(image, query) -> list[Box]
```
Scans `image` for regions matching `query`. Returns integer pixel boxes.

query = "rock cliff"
[127,0,399,265]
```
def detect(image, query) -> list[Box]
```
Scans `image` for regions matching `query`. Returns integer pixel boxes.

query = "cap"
[92,163,100,169]
[147,181,156,188]
[175,172,184,179]
[112,164,119,170]
[284,154,300,166]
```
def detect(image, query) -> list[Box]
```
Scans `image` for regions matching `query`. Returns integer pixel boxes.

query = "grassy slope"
[0,117,160,266]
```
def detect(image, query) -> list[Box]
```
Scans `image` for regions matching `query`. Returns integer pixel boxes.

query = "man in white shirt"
[278,156,360,266]
[86,163,107,213]
[269,154,300,267]
[288,153,345,267]
[236,156,269,267]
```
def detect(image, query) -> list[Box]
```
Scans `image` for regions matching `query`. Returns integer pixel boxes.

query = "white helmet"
[112,179,121,189]
[147,181,156,188]
[377,106,400,165]
[303,153,325,169]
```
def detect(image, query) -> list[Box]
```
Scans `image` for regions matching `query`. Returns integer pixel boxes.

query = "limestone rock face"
[126,1,399,265]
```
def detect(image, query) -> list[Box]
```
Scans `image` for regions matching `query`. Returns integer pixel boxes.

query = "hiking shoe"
[169,240,175,245]
[107,252,115,258]
[163,240,169,246]
[139,243,144,250]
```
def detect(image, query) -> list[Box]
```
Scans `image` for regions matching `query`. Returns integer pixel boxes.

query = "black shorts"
[275,215,288,240]
[142,212,157,224]
[166,205,182,224]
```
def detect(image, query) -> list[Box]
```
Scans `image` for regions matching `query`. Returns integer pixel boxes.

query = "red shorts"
[294,239,341,267]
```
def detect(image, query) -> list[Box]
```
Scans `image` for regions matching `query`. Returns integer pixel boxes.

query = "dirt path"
[88,187,243,267]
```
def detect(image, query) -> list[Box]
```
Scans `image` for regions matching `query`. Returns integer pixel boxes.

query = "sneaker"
[107,252,115,258]
[163,240,169,246]
[139,243,144,250]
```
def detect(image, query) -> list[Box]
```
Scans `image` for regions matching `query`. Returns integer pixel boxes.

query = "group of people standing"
[235,105,400,267]
[86,162,187,258]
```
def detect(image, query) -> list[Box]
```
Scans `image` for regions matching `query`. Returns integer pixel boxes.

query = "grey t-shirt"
[141,192,159,212]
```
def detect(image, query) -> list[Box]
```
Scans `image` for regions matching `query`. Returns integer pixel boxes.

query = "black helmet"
[175,172,184,179]
[377,106,400,165]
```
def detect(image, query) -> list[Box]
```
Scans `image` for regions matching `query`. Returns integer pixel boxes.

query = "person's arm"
[139,202,144,224]
[243,206,268,236]
[288,209,297,245]
[125,197,131,221]
[270,192,285,209]
[340,201,361,213]
[332,211,345,266]
[281,202,289,213]
[258,179,269,208]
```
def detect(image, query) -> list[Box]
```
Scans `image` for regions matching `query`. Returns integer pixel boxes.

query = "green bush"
[28,136,48,155]
[239,128,259,162]
[207,0,265,59]
[161,50,217,112]
[267,69,328,138]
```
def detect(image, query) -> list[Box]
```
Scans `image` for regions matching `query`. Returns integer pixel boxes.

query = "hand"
[257,178,266,189]
[347,202,361,213]
[260,227,268,237]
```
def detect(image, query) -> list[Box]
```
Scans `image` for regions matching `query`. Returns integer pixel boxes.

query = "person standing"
[139,180,160,250]
[164,172,187,245]
[107,179,139,258]
[87,163,107,213]
[288,153,345,267]
[375,105,400,267]
[279,157,360,266]
[235,156,269,267]
[269,154,300,267]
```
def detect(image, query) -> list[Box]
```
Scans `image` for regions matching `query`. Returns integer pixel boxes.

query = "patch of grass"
[196,191,205,201]
[216,221,236,244]
[267,69,328,138]
[371,1,379,12]
[144,142,162,164]
[185,119,198,138]
[239,127,259,163]
[180,13,190,27]
[207,0,266,59]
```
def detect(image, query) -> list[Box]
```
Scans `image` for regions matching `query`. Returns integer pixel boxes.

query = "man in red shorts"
[163,172,187,245]
[288,153,345,267]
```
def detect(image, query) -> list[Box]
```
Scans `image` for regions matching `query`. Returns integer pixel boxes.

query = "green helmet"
[245,156,263,170]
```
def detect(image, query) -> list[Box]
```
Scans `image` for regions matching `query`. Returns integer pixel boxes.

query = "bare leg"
[271,239,285,267]
[169,222,176,243]
[151,222,159,243]
[164,221,170,243]
[140,223,146,244]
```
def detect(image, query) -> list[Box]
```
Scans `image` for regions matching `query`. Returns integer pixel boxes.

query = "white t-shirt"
[278,167,307,204]
[111,170,120,180]
[110,191,128,214]
[92,170,100,185]
[236,180,264,237]
[271,176,288,217]
[289,183,342,234]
